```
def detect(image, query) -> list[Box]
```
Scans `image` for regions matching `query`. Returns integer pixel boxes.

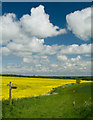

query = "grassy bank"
[2,83,92,118]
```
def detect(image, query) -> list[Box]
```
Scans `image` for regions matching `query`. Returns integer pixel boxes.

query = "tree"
[76,78,81,84]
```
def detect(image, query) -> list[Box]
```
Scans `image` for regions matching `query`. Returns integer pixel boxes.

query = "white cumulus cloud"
[66,7,91,41]
[0,13,20,45]
[20,5,66,38]
[59,44,91,55]
[57,55,68,61]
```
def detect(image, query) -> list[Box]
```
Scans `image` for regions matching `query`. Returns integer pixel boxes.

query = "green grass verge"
[2,83,93,118]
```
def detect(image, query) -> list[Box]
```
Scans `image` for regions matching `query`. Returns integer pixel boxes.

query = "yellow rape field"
[1,76,92,100]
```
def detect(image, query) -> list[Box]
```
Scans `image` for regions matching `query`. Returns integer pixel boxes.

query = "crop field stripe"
[1,76,92,100]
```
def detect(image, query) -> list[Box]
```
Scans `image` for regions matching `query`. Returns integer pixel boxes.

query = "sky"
[0,2,92,76]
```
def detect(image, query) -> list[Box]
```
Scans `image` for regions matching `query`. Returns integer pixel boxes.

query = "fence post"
[7,82,17,105]
[9,81,12,105]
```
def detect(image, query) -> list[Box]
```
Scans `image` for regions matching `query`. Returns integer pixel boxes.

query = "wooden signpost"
[7,82,17,105]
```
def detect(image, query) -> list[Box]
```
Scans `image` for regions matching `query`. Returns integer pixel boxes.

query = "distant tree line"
[0,74,92,81]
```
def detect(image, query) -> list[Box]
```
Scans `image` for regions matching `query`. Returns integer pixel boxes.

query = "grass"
[2,82,92,118]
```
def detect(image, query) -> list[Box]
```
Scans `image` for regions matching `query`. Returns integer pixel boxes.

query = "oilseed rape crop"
[1,76,92,100]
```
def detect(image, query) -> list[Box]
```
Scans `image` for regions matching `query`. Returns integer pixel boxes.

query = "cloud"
[84,54,91,57]
[2,56,91,76]
[7,37,44,53]
[0,5,66,46]
[91,6,93,38]
[57,55,81,63]
[2,47,11,56]
[20,5,66,38]
[59,44,91,55]
[41,44,61,55]
[23,55,49,64]
[2,42,91,62]
[66,7,91,41]
[3,42,91,58]
[57,55,68,61]
[0,13,20,45]
[28,37,44,52]
[71,55,81,62]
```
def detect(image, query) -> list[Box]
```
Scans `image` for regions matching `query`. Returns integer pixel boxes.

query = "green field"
[2,82,92,118]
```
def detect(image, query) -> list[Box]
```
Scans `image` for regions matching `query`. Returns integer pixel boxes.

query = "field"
[1,76,91,100]
[1,76,93,118]
[2,82,92,118]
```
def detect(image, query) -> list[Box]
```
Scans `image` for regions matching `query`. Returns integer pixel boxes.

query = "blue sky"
[1,2,91,76]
